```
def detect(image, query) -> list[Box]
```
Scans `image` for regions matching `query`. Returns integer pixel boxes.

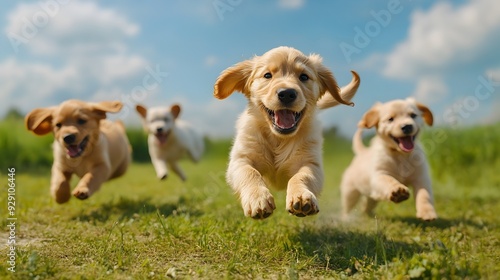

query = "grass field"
[0,119,499,279]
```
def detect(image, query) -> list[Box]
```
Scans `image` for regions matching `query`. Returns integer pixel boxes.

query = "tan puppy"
[135,104,204,181]
[25,100,131,203]
[214,46,360,219]
[341,98,437,220]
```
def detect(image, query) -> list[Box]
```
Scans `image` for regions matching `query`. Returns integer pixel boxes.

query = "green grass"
[0,119,53,170]
[423,125,500,186]
[0,120,499,279]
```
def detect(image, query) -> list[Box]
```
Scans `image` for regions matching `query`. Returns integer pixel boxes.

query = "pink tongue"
[274,110,296,129]
[67,145,80,157]
[398,136,414,152]
[156,134,167,144]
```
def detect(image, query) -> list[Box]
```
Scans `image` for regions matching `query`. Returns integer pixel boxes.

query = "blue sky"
[1,0,499,138]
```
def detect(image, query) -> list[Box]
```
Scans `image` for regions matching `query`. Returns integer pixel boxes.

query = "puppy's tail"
[352,128,366,155]
[317,71,360,109]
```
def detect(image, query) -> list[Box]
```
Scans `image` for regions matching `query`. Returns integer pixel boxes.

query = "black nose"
[156,127,163,133]
[277,88,297,105]
[401,124,413,135]
[63,134,76,144]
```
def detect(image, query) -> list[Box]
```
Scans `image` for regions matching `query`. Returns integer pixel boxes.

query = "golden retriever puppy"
[25,100,131,203]
[214,46,360,219]
[135,104,204,181]
[341,98,437,220]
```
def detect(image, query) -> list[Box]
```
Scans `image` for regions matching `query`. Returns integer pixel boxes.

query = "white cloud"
[0,58,78,105]
[6,2,139,56]
[383,0,500,79]
[0,2,152,117]
[95,55,148,85]
[486,68,500,85]
[185,97,245,138]
[412,76,448,104]
[278,0,306,10]
[370,0,500,104]
[204,55,219,67]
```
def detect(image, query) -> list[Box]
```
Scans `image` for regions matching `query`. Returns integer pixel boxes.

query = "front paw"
[417,205,438,221]
[52,184,71,204]
[240,188,276,219]
[286,190,319,217]
[390,186,410,203]
[72,187,90,200]
[159,173,167,180]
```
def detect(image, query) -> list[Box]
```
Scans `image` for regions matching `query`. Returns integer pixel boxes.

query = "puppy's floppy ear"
[25,107,55,135]
[135,104,148,132]
[214,59,253,99]
[416,102,433,126]
[358,103,381,129]
[407,97,433,126]
[92,101,123,119]
[135,104,147,119]
[171,104,181,119]
[310,54,354,107]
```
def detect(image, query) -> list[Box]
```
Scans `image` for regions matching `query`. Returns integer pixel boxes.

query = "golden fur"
[25,100,131,203]
[214,46,360,219]
[341,98,437,220]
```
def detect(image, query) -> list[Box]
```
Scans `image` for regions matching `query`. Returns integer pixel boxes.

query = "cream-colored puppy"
[25,100,131,203]
[341,98,437,220]
[136,104,204,181]
[214,46,360,219]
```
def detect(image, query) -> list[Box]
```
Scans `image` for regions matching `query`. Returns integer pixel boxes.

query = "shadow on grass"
[72,196,203,223]
[389,216,488,229]
[292,226,422,273]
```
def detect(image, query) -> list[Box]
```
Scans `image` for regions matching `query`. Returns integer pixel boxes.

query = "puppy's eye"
[299,74,309,81]
[164,117,170,122]
[55,123,62,128]
[77,119,87,125]
[263,72,272,79]
[388,117,394,122]
[410,113,417,119]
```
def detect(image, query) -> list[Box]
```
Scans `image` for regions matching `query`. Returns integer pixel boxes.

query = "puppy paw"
[241,188,276,219]
[54,191,71,204]
[390,187,410,203]
[52,185,71,204]
[286,191,319,217]
[159,174,167,180]
[417,206,438,221]
[72,188,90,200]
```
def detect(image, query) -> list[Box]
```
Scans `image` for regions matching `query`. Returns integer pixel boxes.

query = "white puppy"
[136,104,204,181]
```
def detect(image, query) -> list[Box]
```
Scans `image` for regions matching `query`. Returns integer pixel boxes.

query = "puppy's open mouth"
[66,136,89,158]
[155,131,170,144]
[265,107,303,134]
[391,135,416,153]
